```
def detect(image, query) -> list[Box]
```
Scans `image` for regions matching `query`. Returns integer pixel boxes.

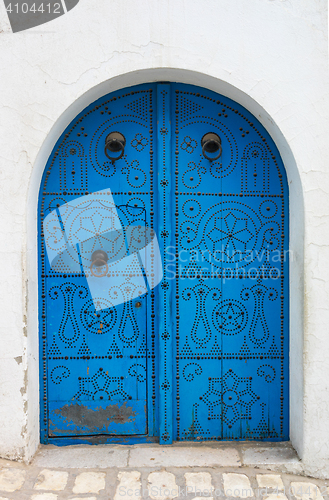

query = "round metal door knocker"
[90,249,109,277]
[104,132,126,161]
[201,132,222,161]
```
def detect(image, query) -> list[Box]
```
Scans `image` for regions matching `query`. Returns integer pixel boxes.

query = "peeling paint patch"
[14,356,22,364]
[53,402,136,433]
[20,369,28,397]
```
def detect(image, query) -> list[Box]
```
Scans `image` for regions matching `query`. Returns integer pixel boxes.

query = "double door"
[39,82,289,443]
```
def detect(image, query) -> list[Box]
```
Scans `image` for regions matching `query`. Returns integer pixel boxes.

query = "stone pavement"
[0,444,328,500]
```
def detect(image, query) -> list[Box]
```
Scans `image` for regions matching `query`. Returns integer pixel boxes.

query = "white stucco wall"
[0,0,328,478]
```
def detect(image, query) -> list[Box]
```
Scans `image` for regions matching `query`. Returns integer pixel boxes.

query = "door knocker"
[104,132,126,161]
[201,132,222,161]
[90,249,109,277]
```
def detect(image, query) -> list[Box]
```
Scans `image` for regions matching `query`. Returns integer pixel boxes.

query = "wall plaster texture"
[0,0,328,479]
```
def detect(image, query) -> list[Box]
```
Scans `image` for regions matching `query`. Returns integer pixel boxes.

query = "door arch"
[39,82,289,444]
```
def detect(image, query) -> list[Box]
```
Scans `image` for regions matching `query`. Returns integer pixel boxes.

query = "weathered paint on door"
[39,83,289,444]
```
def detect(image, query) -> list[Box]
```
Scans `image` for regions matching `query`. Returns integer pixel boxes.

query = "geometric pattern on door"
[39,83,289,444]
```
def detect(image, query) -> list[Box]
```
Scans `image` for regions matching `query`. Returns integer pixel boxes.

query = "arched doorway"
[39,82,289,445]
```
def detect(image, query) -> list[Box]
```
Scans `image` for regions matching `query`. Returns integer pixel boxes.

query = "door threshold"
[32,441,302,475]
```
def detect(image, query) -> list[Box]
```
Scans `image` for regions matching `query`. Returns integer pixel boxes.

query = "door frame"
[27,69,303,455]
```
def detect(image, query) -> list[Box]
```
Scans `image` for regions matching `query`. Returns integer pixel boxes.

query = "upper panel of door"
[41,83,158,214]
[40,83,287,201]
[172,83,286,198]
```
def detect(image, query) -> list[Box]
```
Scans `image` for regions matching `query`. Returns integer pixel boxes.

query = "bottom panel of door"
[175,358,288,441]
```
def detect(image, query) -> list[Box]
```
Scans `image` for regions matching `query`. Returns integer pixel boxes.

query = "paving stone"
[185,472,213,495]
[71,498,97,500]
[30,494,58,500]
[148,471,179,500]
[34,469,68,491]
[223,473,254,498]
[114,471,141,500]
[33,445,128,468]
[263,495,288,500]
[256,475,284,491]
[0,468,26,492]
[130,446,240,467]
[290,482,324,500]
[0,497,10,500]
[192,497,214,500]
[73,472,106,494]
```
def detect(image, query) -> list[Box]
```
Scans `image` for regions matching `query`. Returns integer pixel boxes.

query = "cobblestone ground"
[0,446,328,500]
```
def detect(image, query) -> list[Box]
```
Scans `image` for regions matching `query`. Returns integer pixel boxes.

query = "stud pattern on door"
[39,83,289,444]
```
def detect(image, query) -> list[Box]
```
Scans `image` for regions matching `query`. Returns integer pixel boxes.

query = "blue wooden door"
[39,83,289,444]
[39,84,158,441]
[171,84,289,442]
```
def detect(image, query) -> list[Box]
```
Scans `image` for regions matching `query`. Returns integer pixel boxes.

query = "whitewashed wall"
[0,0,328,479]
